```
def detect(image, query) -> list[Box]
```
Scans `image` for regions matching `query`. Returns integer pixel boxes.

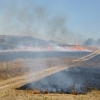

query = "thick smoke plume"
[0,0,84,44]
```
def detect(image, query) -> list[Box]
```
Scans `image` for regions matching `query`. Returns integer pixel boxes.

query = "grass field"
[0,58,73,81]
[0,88,100,100]
[0,57,100,100]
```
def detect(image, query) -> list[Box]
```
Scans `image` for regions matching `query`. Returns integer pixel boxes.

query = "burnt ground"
[0,51,90,62]
[0,51,90,80]
[19,66,100,93]
[18,52,100,94]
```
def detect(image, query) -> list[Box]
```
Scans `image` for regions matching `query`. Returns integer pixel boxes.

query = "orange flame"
[74,45,86,50]
[75,45,79,50]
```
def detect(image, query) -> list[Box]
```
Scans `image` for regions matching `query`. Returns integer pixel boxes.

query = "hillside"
[0,35,68,50]
[0,35,51,50]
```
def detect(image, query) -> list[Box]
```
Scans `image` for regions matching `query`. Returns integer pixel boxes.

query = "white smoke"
[0,0,85,44]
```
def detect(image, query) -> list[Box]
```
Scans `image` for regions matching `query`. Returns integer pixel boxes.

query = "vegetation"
[0,57,100,100]
[0,88,100,100]
[0,58,72,81]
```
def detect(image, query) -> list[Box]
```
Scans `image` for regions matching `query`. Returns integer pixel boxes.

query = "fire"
[0,45,91,52]
[75,45,79,50]
[33,89,40,94]
[74,45,85,51]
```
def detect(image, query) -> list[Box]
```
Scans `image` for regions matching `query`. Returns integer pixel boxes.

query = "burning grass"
[0,88,100,100]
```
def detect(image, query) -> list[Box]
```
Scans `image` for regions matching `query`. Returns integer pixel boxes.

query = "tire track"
[73,50,100,61]
[0,65,70,91]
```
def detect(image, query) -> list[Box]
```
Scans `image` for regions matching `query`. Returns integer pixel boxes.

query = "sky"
[0,0,100,44]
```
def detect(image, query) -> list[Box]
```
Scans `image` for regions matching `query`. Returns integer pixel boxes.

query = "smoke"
[1,0,99,95]
[0,0,85,44]
[19,66,100,94]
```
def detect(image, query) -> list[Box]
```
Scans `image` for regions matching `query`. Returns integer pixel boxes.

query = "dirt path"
[73,50,100,61]
[0,65,70,92]
[0,66,57,87]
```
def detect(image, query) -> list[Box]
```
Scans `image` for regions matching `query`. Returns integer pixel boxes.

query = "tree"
[84,38,96,45]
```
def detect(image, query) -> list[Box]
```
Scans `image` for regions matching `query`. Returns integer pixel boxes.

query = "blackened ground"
[18,54,100,94]
[0,51,90,62]
[89,54,100,61]
[19,66,100,94]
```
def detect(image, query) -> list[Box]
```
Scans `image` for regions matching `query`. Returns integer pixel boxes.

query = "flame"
[75,45,79,50]
[74,45,86,51]
[0,45,91,52]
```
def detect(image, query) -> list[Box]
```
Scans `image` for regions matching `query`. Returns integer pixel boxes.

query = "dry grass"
[0,88,100,100]
[0,58,71,81]
[0,57,100,100]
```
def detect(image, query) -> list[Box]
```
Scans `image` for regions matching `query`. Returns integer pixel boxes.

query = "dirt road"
[0,65,71,93]
[73,50,100,61]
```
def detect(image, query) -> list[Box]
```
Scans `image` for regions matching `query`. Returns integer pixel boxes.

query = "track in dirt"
[73,50,100,61]
[0,65,71,91]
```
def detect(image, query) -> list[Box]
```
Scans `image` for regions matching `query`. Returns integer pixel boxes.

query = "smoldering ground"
[18,65,100,94]
[0,0,85,45]
[18,53,100,94]
[0,51,90,62]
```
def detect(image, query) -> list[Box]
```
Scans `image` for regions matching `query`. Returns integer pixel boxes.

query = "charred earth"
[18,54,100,94]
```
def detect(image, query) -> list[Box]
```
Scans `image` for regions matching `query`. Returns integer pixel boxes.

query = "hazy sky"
[0,0,100,44]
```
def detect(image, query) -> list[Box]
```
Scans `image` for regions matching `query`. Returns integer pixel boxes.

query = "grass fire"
[0,35,100,100]
[0,0,100,99]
